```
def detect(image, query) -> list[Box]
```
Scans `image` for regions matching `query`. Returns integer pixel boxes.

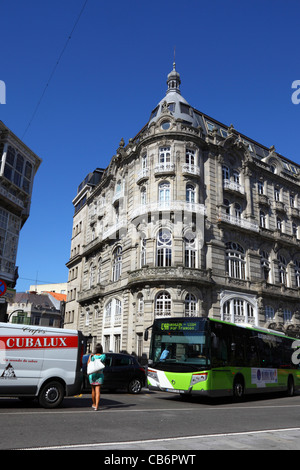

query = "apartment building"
[65,64,300,357]
[0,121,41,318]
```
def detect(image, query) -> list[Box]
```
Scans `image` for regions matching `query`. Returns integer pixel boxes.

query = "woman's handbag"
[87,357,105,375]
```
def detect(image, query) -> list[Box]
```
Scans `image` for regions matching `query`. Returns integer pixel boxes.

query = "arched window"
[116,180,122,194]
[186,183,195,203]
[104,300,112,326]
[185,293,197,317]
[156,229,172,267]
[184,232,196,268]
[104,298,122,328]
[112,246,122,281]
[283,309,292,322]
[265,306,275,321]
[276,216,282,231]
[137,294,144,315]
[89,264,96,288]
[233,170,240,184]
[260,250,270,281]
[158,182,170,205]
[142,153,147,169]
[274,187,280,201]
[224,198,230,215]
[234,203,242,219]
[295,259,300,287]
[140,237,146,267]
[140,186,147,205]
[222,297,255,324]
[259,210,266,228]
[185,148,195,165]
[257,180,264,195]
[292,222,298,237]
[159,147,171,164]
[222,165,230,181]
[226,242,245,279]
[277,254,287,285]
[155,291,171,317]
[97,258,102,284]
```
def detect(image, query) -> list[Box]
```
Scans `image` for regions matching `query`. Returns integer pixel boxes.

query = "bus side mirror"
[144,330,148,341]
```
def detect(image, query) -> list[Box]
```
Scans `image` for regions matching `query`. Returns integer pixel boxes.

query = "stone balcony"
[182,163,200,176]
[77,284,105,303]
[102,218,127,240]
[128,266,212,287]
[136,168,149,183]
[223,179,245,195]
[131,201,206,220]
[289,207,300,218]
[112,189,125,205]
[273,200,287,213]
[154,162,175,175]
[218,211,259,232]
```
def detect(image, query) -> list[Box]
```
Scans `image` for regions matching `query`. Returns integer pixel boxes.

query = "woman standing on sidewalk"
[88,343,106,410]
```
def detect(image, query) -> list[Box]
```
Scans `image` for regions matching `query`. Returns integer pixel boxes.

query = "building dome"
[148,63,201,128]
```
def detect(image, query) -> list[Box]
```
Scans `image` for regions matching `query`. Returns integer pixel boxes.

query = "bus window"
[245,333,259,367]
[211,322,229,367]
[256,333,282,368]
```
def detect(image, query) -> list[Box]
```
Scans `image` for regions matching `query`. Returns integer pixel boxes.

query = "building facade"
[65,65,300,357]
[7,291,64,327]
[0,121,41,317]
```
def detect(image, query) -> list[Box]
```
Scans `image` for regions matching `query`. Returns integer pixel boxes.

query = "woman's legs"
[91,385,96,407]
[94,385,101,410]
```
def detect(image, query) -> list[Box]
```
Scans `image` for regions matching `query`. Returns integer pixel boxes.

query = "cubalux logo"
[0,80,6,104]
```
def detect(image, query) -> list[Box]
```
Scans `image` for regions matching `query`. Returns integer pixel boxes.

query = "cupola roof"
[148,63,201,128]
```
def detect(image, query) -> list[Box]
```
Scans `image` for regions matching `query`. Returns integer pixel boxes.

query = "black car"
[82,352,146,394]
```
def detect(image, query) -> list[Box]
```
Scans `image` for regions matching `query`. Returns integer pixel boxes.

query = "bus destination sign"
[160,321,200,332]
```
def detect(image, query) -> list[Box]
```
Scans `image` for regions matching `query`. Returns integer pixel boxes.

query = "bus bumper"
[148,383,212,396]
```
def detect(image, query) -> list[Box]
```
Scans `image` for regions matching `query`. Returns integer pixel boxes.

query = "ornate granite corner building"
[65,64,300,357]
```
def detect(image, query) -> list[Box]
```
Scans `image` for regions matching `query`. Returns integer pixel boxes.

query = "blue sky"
[1,0,300,292]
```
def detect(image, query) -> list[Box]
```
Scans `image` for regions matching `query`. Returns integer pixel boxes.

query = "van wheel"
[38,381,65,408]
[128,378,142,394]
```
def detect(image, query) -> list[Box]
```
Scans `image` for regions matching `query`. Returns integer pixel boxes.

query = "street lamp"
[8,309,25,323]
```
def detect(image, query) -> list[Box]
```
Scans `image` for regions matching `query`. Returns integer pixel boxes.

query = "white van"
[0,322,84,408]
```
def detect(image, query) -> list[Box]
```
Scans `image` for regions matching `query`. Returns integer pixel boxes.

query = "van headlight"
[190,372,208,386]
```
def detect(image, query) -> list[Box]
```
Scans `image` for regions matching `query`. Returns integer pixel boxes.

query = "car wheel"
[128,378,142,394]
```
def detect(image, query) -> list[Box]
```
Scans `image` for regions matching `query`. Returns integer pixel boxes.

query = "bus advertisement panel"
[146,317,300,399]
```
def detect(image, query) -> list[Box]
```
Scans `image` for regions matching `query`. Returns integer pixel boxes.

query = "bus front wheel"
[233,375,244,400]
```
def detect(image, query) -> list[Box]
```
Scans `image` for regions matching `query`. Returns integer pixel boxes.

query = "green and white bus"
[146,317,300,399]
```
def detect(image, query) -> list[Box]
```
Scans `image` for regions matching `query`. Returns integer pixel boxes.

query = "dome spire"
[166,57,181,95]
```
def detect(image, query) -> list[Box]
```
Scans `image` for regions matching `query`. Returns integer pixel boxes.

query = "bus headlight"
[190,372,208,386]
[148,369,159,382]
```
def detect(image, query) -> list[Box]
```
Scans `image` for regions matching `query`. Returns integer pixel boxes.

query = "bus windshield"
[149,318,210,372]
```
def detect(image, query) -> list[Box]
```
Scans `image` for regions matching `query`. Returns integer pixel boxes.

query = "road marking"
[18,427,300,450]
[3,402,300,416]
